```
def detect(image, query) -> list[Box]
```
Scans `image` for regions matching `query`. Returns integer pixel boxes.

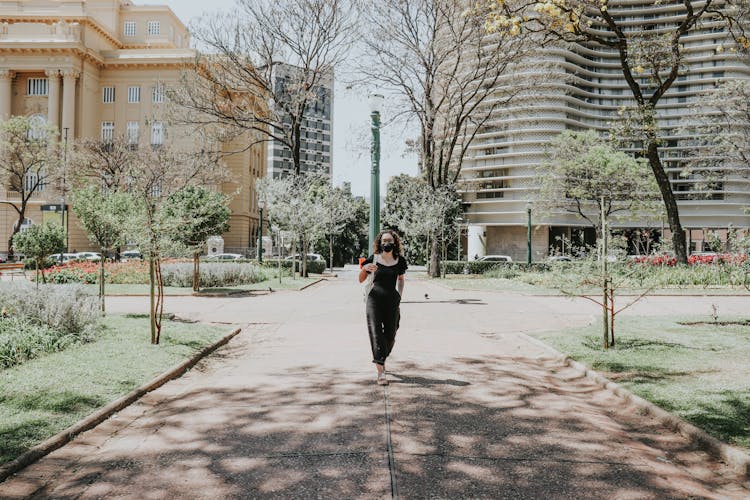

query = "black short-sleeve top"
[364,254,408,291]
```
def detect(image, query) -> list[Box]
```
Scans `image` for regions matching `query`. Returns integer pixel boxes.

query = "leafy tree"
[539,130,661,238]
[0,116,61,257]
[72,186,133,314]
[126,142,226,344]
[383,174,461,271]
[161,186,231,292]
[539,131,661,348]
[683,79,750,198]
[257,173,330,277]
[12,221,65,285]
[483,0,750,263]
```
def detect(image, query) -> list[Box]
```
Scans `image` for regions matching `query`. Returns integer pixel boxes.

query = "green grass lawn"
[531,315,750,451]
[86,276,321,296]
[439,276,750,295]
[0,315,227,465]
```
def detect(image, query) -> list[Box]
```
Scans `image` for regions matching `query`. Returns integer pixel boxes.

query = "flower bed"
[631,253,747,267]
[43,260,149,285]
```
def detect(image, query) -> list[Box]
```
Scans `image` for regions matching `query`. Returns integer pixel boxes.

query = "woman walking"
[359,230,408,385]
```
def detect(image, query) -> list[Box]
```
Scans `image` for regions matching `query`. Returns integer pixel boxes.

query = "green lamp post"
[368,93,384,251]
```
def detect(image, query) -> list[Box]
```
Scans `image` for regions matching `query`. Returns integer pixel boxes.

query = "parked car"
[478,255,513,262]
[0,255,5,264]
[284,253,325,262]
[204,253,243,261]
[75,252,102,262]
[547,255,573,262]
[49,253,79,264]
[120,250,143,262]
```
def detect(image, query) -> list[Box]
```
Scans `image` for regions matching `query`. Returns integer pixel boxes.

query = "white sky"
[139,0,419,197]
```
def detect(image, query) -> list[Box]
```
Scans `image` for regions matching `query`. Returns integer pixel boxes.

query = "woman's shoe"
[377,372,388,386]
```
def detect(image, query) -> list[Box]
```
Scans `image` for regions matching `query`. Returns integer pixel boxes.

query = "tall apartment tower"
[267,63,333,179]
[460,2,750,261]
[0,0,267,255]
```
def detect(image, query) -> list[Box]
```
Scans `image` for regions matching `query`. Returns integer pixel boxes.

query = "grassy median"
[0,315,226,465]
[532,315,750,451]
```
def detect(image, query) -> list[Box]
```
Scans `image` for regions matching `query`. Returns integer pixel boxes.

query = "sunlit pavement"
[2,268,749,498]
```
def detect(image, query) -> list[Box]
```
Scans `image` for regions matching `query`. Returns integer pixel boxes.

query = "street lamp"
[257,198,265,263]
[368,93,384,252]
[526,201,532,266]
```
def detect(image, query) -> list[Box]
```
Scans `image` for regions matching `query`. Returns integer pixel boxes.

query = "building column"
[467,225,487,261]
[61,70,79,139]
[45,69,61,130]
[0,69,14,122]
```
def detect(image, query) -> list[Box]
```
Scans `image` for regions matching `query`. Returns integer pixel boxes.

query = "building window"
[126,121,139,146]
[148,21,160,36]
[124,21,136,37]
[152,85,165,103]
[151,122,164,146]
[25,171,44,192]
[102,86,115,103]
[128,86,141,103]
[27,78,48,96]
[101,122,115,144]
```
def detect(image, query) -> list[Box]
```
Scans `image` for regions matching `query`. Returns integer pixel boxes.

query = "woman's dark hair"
[373,230,403,257]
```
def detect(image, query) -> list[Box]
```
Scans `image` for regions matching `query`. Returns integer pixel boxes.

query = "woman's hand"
[363,263,377,273]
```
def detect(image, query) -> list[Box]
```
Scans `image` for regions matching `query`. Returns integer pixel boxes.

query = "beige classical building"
[0,0,266,256]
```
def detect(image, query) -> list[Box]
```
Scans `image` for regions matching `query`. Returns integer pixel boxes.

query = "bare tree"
[484,0,750,264]
[171,0,356,176]
[358,0,537,277]
[0,116,61,258]
[70,136,137,192]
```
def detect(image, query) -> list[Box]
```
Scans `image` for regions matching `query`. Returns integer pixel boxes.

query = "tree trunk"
[429,233,441,278]
[609,286,615,346]
[149,256,157,344]
[329,234,334,274]
[302,235,308,278]
[8,207,26,261]
[154,257,164,344]
[601,198,609,349]
[646,142,688,264]
[34,258,39,289]
[193,252,200,292]
[100,254,106,315]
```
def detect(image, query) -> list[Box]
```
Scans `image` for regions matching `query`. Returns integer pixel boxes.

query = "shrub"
[0,283,99,368]
[0,316,91,369]
[160,262,277,288]
[0,282,100,334]
[440,260,551,275]
[263,259,327,275]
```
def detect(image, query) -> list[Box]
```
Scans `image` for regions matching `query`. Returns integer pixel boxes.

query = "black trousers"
[366,290,401,365]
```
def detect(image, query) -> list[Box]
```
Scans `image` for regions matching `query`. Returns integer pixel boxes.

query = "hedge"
[440,260,552,275]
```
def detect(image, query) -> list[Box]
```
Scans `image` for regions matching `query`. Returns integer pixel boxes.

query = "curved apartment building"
[461,2,750,261]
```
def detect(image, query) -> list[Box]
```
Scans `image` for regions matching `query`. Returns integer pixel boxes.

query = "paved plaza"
[1,268,750,498]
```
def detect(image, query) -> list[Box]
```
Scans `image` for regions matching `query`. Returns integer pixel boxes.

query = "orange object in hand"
[358,257,366,268]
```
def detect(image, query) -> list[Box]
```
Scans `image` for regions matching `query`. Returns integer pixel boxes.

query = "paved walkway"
[2,269,750,498]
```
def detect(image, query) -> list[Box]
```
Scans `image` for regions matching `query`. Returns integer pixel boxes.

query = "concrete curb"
[0,327,243,484]
[518,332,750,478]
[299,278,326,291]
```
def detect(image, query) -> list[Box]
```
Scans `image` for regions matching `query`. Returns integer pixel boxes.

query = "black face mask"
[382,242,394,253]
